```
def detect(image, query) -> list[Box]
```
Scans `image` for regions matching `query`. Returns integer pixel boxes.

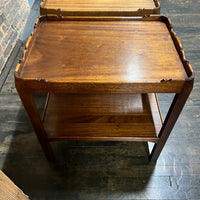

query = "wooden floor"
[0,0,200,199]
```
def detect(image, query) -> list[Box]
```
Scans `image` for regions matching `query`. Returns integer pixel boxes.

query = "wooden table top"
[15,16,192,93]
[40,0,160,16]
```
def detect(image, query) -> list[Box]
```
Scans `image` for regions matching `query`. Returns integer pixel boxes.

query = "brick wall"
[0,0,30,74]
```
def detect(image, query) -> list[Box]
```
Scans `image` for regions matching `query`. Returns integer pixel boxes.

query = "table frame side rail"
[148,93,163,137]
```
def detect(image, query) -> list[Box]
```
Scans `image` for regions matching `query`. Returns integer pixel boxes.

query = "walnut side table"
[15,16,194,162]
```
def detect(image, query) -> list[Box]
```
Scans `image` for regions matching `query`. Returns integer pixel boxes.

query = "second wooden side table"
[40,0,160,16]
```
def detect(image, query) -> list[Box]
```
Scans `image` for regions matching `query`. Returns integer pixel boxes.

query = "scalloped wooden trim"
[40,0,160,16]
[154,0,160,7]
[15,17,43,78]
[40,0,48,15]
[15,64,21,76]
[40,0,47,9]
[15,15,194,82]
[158,16,194,80]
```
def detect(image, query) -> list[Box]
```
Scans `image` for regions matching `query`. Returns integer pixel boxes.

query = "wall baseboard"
[0,40,22,92]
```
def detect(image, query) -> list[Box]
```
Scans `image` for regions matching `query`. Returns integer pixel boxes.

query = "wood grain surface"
[14,15,193,162]
[40,0,160,16]
[1,0,199,198]
[16,18,188,94]
[43,93,161,142]
[43,0,155,11]
[0,170,29,200]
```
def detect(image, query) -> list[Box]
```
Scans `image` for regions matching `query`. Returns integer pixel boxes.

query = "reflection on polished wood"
[43,93,161,142]
[40,0,160,16]
[2,0,199,198]
[21,21,187,82]
[15,16,194,161]
[17,17,188,93]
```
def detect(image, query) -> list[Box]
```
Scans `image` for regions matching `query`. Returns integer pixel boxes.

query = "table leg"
[16,88,55,161]
[150,81,193,162]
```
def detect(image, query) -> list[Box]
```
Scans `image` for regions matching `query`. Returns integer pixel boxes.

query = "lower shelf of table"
[42,93,162,143]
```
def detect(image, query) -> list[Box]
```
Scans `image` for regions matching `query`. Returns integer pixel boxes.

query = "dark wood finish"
[148,93,163,136]
[40,0,160,16]
[43,93,161,142]
[15,16,190,94]
[150,79,194,161]
[1,0,198,198]
[15,87,55,161]
[15,16,194,161]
